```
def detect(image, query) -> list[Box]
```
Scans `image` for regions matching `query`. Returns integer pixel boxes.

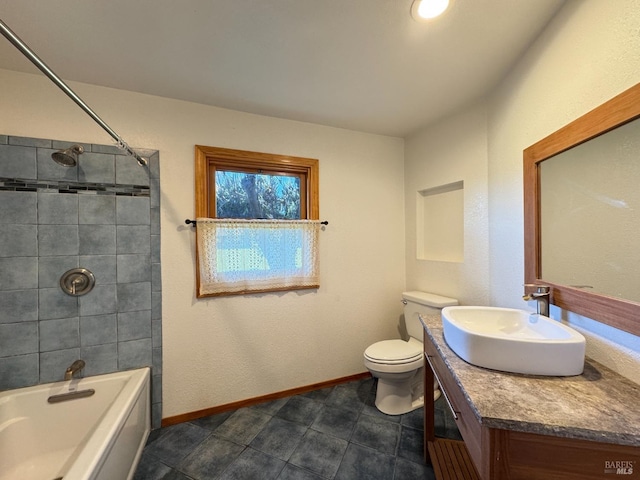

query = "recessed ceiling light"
[411,0,450,21]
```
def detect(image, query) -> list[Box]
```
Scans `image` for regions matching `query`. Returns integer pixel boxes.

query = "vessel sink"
[441,306,586,376]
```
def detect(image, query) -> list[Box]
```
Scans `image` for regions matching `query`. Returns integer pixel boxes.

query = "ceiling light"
[411,0,450,21]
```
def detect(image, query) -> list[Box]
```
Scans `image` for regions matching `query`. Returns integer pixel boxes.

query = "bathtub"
[0,367,150,480]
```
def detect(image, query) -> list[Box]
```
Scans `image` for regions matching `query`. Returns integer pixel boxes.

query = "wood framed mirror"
[524,82,640,337]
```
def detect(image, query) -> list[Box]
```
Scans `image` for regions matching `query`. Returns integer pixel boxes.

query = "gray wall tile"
[0,353,39,389]
[117,282,151,312]
[39,256,79,287]
[79,255,116,285]
[79,284,117,316]
[38,288,78,320]
[151,234,161,262]
[81,343,118,376]
[79,195,116,224]
[118,310,151,341]
[80,314,117,346]
[152,373,162,404]
[52,140,91,151]
[150,206,160,234]
[149,152,160,179]
[152,263,162,292]
[152,291,162,320]
[152,346,162,375]
[117,196,150,225]
[117,254,151,283]
[0,289,38,323]
[38,193,79,224]
[37,148,78,181]
[39,317,80,351]
[152,403,162,430]
[117,225,151,254]
[9,136,51,148]
[91,144,122,155]
[39,225,79,256]
[78,152,115,183]
[0,144,37,178]
[119,338,152,369]
[0,134,160,419]
[0,257,38,290]
[150,178,160,208]
[0,191,37,224]
[79,224,116,254]
[39,348,80,383]
[0,225,37,257]
[116,155,150,186]
[0,322,38,357]
[152,319,162,348]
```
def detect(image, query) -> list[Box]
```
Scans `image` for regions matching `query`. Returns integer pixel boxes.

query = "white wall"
[3,0,640,419]
[405,102,491,307]
[0,69,406,417]
[488,0,640,382]
[405,0,640,383]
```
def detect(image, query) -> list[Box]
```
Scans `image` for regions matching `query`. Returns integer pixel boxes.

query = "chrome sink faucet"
[64,359,86,381]
[523,285,550,317]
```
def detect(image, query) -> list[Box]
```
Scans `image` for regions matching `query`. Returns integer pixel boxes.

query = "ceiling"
[0,1,565,137]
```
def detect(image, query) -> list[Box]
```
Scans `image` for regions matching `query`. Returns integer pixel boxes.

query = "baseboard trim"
[161,371,372,428]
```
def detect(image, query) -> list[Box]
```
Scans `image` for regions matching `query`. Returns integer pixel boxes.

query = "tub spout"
[64,359,86,380]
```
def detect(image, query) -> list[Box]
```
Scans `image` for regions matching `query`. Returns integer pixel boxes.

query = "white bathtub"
[0,367,150,480]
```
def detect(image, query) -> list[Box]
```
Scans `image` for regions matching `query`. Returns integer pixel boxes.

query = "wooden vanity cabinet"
[423,337,482,479]
[423,336,640,480]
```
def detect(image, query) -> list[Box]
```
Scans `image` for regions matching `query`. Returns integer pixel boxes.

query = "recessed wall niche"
[416,181,464,262]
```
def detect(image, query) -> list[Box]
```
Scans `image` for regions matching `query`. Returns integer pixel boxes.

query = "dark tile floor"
[134,377,462,480]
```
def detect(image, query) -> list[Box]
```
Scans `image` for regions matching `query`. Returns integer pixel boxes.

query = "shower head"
[52,144,84,167]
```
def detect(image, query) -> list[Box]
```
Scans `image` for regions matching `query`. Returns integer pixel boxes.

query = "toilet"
[364,291,458,415]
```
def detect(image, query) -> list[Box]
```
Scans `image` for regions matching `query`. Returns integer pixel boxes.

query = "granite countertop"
[420,313,640,447]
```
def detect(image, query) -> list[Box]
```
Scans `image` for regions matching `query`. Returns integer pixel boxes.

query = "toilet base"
[373,369,441,415]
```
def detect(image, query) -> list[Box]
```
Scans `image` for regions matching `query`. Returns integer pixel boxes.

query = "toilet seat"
[364,339,422,365]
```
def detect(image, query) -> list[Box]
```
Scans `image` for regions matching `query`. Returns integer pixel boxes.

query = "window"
[195,145,320,297]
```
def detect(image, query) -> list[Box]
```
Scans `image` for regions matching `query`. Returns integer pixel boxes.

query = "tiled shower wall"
[0,134,162,428]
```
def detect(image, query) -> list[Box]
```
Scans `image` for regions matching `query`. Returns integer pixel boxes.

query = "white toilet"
[364,291,458,415]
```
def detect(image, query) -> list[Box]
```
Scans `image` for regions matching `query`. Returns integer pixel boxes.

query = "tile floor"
[134,377,462,480]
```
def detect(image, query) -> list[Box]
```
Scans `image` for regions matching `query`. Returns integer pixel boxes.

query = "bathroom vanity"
[420,313,640,480]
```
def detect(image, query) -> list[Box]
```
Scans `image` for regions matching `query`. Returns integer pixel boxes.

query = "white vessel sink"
[441,306,585,376]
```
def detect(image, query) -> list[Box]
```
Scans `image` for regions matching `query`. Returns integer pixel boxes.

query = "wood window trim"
[194,145,320,298]
[195,145,319,220]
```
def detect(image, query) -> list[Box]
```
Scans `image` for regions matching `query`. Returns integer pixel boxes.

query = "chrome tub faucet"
[523,285,550,317]
[64,359,86,381]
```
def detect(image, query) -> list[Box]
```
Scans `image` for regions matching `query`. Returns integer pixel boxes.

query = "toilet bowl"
[364,291,458,415]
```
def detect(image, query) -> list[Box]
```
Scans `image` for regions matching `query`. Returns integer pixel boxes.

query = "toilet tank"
[403,291,458,340]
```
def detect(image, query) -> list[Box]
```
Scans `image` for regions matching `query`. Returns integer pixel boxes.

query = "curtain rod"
[185,219,329,226]
[0,18,147,166]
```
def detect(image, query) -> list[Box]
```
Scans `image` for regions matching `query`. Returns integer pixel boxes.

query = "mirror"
[539,118,640,302]
[524,82,640,337]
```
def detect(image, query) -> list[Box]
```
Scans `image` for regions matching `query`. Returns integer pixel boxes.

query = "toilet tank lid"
[402,291,458,308]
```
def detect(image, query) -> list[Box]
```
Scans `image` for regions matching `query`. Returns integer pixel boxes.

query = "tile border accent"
[0,177,150,196]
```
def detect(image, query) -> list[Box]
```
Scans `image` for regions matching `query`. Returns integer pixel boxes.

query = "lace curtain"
[196,218,321,296]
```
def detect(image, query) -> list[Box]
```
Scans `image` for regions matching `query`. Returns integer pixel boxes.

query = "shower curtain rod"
[0,18,147,166]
